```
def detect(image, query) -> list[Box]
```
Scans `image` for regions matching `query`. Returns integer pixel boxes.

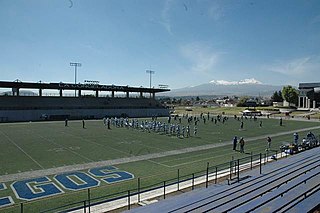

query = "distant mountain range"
[162,78,283,97]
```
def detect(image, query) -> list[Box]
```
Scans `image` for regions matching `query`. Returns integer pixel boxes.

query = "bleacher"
[128,147,320,213]
[0,96,164,110]
[0,96,169,121]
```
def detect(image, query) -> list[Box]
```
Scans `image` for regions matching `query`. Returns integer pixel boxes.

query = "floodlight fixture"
[146,70,155,89]
[70,62,82,96]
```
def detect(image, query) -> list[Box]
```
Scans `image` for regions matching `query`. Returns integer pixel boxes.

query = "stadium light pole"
[146,70,155,89]
[70,62,81,96]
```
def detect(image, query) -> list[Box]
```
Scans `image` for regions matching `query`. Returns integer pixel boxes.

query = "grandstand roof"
[0,81,170,93]
[299,82,320,89]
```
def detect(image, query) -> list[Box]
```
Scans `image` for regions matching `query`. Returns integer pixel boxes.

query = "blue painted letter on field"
[55,172,99,191]
[0,183,14,207]
[11,177,64,201]
[89,166,134,184]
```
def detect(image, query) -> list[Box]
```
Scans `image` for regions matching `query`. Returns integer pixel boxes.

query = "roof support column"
[152,92,155,99]
[39,89,42,97]
[96,90,99,97]
[78,90,82,97]
[59,89,63,97]
[111,91,115,98]
[126,91,129,98]
[140,92,143,98]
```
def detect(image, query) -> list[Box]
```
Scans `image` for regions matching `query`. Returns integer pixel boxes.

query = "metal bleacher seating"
[128,147,320,213]
[0,96,163,110]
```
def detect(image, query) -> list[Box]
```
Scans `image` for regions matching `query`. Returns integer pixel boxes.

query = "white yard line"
[160,142,273,169]
[172,155,219,167]
[0,125,320,183]
[147,159,172,168]
[0,129,44,170]
[35,133,95,162]
[62,131,131,157]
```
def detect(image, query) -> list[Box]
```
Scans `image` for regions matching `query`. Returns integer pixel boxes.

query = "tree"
[282,86,298,106]
[236,96,249,107]
[271,90,284,102]
[278,91,283,101]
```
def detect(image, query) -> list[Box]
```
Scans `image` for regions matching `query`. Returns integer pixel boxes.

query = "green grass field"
[0,115,319,212]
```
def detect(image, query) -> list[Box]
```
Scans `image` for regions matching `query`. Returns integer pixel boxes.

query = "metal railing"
[46,151,277,212]
[3,148,319,213]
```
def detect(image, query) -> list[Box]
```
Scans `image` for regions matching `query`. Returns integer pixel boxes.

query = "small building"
[241,109,262,116]
[298,83,320,110]
[273,101,283,107]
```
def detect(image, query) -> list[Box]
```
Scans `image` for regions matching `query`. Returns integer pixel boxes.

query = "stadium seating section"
[0,96,169,121]
[128,147,320,213]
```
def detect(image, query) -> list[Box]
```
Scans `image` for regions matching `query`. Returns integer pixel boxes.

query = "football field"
[0,116,319,212]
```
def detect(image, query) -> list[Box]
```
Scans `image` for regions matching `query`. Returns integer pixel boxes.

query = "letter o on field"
[55,172,99,191]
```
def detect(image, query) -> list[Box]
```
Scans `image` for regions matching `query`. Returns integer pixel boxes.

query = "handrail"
[169,153,320,213]
[40,200,85,213]
[13,148,320,213]
[202,163,320,212]
[283,182,320,212]
[245,170,320,212]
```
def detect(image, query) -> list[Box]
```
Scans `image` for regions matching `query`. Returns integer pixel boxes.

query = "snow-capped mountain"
[210,78,262,85]
[163,78,282,97]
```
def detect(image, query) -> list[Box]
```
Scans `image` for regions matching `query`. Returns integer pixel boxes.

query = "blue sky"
[0,0,319,89]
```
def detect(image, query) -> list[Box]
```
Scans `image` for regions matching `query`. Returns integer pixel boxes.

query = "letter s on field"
[89,166,134,184]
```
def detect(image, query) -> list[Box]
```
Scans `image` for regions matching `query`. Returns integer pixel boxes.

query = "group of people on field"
[99,113,232,139]
[64,112,287,151]
[64,118,86,129]
[232,136,272,154]
[102,116,198,138]
[232,136,246,153]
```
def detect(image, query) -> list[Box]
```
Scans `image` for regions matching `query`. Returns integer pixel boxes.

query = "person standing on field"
[266,136,272,150]
[293,132,299,145]
[107,118,111,129]
[186,125,190,137]
[239,137,245,153]
[82,119,85,129]
[233,136,238,151]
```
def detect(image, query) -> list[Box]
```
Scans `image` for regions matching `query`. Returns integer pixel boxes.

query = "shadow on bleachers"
[128,147,320,213]
[0,96,164,110]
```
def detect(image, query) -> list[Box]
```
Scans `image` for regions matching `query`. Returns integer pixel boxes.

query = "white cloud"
[266,56,320,76]
[207,1,224,21]
[180,42,221,74]
[160,0,174,35]
[210,78,262,85]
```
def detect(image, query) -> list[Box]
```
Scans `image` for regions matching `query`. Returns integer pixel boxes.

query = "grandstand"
[298,82,320,110]
[0,81,170,122]
[128,147,320,213]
